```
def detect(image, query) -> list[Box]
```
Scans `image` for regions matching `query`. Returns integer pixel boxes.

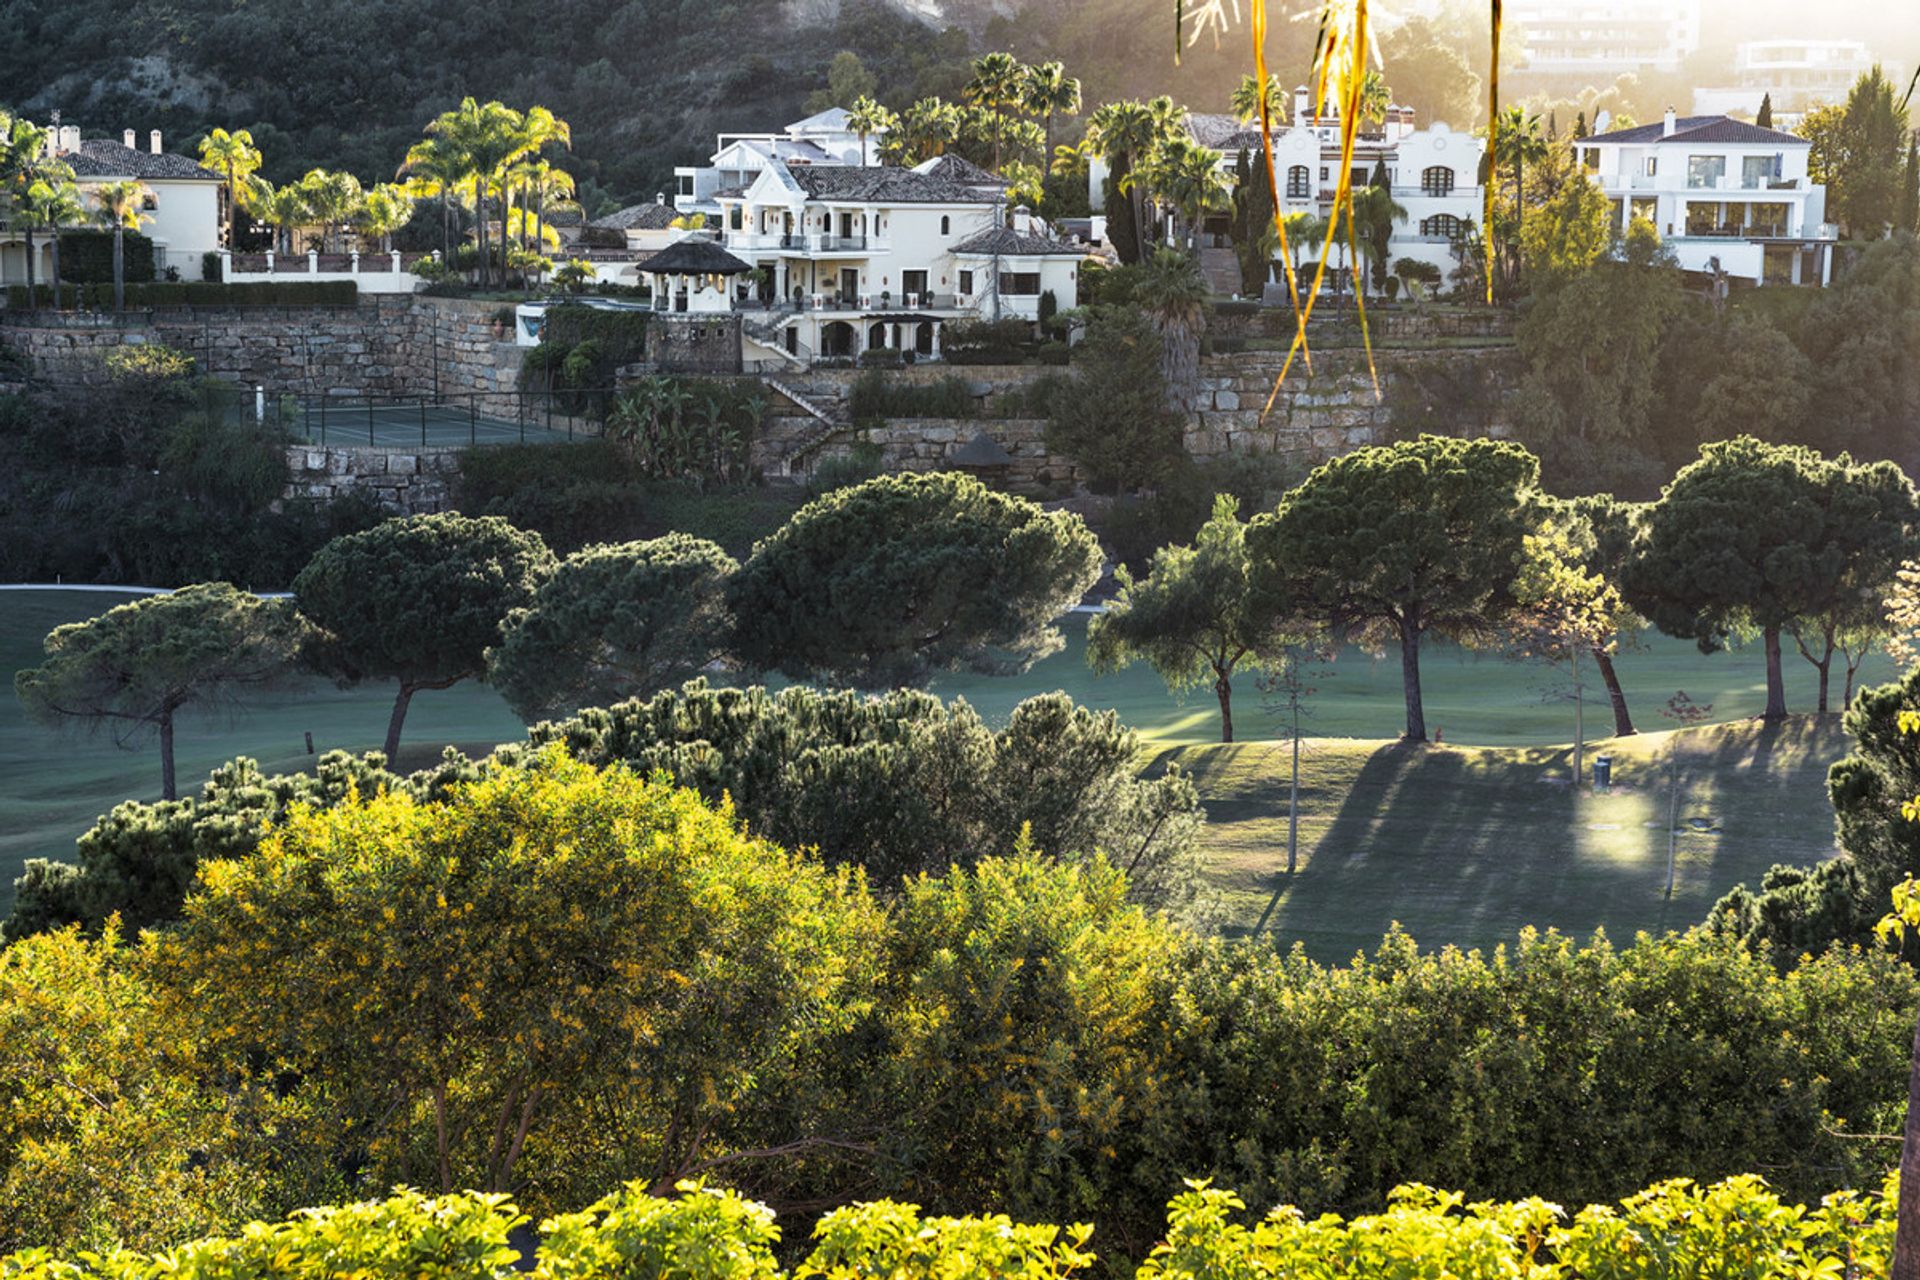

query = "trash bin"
[1593,755,1613,789]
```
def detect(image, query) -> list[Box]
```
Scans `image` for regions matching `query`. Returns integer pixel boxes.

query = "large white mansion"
[1575,110,1837,285]
[0,124,223,287]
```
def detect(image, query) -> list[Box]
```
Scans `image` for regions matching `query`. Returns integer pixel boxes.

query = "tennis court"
[288,391,615,449]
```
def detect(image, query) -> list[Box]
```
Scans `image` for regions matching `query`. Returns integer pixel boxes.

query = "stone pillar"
[219,249,231,283]
[308,250,320,274]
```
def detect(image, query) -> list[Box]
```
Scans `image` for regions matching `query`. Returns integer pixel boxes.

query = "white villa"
[672,108,877,221]
[639,158,1079,366]
[1575,110,1837,286]
[1096,87,1489,292]
[0,124,223,287]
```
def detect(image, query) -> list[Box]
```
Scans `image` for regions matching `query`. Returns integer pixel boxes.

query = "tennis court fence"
[288,388,624,449]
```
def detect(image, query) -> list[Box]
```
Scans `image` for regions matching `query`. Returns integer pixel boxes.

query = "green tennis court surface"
[290,399,603,449]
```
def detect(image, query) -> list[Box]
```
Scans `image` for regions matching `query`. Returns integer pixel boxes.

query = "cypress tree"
[1756,93,1773,129]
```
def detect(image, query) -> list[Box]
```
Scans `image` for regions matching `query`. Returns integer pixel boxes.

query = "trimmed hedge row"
[5,281,360,309]
[0,1175,1896,1279]
[55,229,155,284]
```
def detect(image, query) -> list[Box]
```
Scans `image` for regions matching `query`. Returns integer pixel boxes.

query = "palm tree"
[2,117,58,307]
[964,52,1028,169]
[91,179,154,310]
[398,133,469,264]
[1231,73,1286,124]
[421,97,524,287]
[1087,99,1167,264]
[297,169,364,254]
[1494,106,1548,270]
[845,96,897,168]
[1144,136,1231,248]
[1357,71,1392,131]
[250,179,310,255]
[515,159,575,257]
[890,97,961,164]
[505,107,570,274]
[1022,61,1082,169]
[196,127,262,249]
[1282,211,1323,279]
[356,183,415,253]
[1135,247,1210,412]
[1350,179,1408,295]
[22,178,84,307]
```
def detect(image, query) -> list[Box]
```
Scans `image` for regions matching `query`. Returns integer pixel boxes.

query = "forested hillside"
[0,0,1291,208]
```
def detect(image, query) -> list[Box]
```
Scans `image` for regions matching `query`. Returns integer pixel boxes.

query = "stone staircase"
[741,313,809,368]
[1199,246,1243,295]
[764,377,851,477]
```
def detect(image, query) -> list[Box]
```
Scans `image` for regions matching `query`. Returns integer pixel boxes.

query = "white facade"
[1094,91,1487,294]
[673,108,876,220]
[676,160,1079,366]
[1691,40,1875,127]
[1509,0,1701,79]
[1,124,223,287]
[1574,111,1836,285]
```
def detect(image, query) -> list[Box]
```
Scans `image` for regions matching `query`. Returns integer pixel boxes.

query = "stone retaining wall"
[0,297,524,407]
[1207,303,1517,343]
[1186,347,1519,461]
[283,445,461,515]
[813,418,1076,496]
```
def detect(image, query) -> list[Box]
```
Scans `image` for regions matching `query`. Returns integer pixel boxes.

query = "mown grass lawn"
[1,589,1886,953]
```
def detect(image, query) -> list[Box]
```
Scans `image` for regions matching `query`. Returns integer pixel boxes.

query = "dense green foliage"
[1042,307,1186,493]
[293,513,556,759]
[846,369,978,421]
[0,765,1914,1251]
[729,471,1102,686]
[51,230,153,285]
[519,306,652,409]
[487,535,738,723]
[518,682,1206,899]
[0,360,381,588]
[1518,234,1920,492]
[451,442,803,555]
[2,1174,1908,1280]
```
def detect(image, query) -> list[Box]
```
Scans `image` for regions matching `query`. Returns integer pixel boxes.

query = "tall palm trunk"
[23,222,36,309]
[112,225,125,311]
[49,231,62,309]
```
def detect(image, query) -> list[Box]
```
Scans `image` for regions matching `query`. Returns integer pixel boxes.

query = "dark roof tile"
[788,165,995,204]
[951,226,1083,256]
[64,139,219,180]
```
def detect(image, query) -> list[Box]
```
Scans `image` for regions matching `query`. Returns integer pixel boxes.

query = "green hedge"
[0,1174,1895,1279]
[56,229,154,284]
[846,369,977,420]
[5,280,359,308]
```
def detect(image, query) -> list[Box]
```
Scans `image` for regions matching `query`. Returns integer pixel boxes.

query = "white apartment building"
[1509,0,1701,79]
[649,159,1079,366]
[0,124,223,287]
[1692,40,1875,126]
[1575,110,1836,285]
[672,108,876,220]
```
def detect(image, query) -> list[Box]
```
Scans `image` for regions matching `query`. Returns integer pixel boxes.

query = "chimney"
[1295,84,1312,124]
[1662,107,1677,137]
[63,125,81,154]
[656,192,665,204]
[150,129,163,155]
[123,128,136,149]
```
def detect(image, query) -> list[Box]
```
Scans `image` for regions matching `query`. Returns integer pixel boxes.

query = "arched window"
[1285,165,1311,199]
[1420,214,1465,240]
[940,215,950,235]
[1421,166,1455,197]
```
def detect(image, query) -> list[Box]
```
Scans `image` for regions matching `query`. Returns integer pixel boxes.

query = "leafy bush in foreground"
[0,1175,1899,1279]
